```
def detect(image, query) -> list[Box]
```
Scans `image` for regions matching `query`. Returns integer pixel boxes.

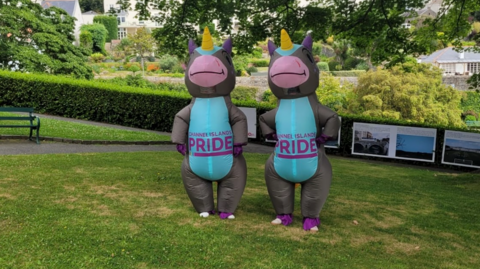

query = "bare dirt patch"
[0,193,15,200]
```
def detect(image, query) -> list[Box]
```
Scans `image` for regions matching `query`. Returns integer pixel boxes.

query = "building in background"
[419,47,480,76]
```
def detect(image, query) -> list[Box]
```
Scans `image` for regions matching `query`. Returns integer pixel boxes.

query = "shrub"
[251,47,263,58]
[80,23,108,55]
[93,15,118,42]
[231,86,258,102]
[245,66,258,75]
[355,61,370,71]
[127,65,141,74]
[344,57,361,70]
[465,115,477,122]
[317,62,329,71]
[159,55,178,71]
[147,63,159,72]
[328,61,341,71]
[91,65,101,74]
[80,30,93,54]
[233,55,250,76]
[331,70,366,77]
[90,53,105,63]
[250,59,269,67]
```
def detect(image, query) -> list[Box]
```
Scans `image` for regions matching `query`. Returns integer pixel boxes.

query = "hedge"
[330,70,366,77]
[0,71,191,132]
[250,59,269,67]
[93,15,118,42]
[1,70,478,170]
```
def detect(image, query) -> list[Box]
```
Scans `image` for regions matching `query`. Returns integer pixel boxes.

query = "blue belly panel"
[274,97,318,182]
[188,97,233,180]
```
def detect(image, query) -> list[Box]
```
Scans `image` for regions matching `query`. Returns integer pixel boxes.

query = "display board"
[352,122,437,162]
[442,130,480,168]
[238,107,257,138]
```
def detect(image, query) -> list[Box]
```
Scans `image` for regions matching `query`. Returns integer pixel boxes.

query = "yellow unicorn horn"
[201,26,214,51]
[280,29,293,51]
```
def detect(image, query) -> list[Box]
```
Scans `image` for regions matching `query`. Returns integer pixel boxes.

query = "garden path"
[0,113,274,156]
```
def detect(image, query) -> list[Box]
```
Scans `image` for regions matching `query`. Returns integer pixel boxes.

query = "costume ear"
[223,38,232,55]
[302,35,313,52]
[188,39,197,54]
[268,40,277,56]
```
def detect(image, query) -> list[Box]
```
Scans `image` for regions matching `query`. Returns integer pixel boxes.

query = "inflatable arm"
[316,105,341,139]
[259,108,278,137]
[229,105,249,145]
[171,104,192,145]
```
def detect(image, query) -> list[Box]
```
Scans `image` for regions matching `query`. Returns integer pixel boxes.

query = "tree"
[128,27,156,75]
[347,62,465,127]
[79,0,104,13]
[80,23,108,55]
[93,15,118,42]
[0,0,93,79]
[109,1,479,68]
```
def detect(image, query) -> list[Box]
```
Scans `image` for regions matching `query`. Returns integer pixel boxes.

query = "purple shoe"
[303,217,320,231]
[219,212,235,219]
[271,214,293,226]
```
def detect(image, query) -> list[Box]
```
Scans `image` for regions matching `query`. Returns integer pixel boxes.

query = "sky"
[397,134,435,153]
[446,139,480,150]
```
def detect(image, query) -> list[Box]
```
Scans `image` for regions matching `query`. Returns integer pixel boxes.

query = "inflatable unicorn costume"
[171,27,248,220]
[260,30,341,231]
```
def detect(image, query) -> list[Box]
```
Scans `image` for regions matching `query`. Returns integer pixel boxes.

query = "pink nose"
[269,56,309,88]
[188,55,227,87]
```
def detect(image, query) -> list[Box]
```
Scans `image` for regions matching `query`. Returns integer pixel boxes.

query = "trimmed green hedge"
[0,71,191,132]
[330,70,366,77]
[250,59,269,67]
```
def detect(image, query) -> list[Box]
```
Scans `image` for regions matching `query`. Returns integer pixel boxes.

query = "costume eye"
[223,51,232,65]
[302,48,314,64]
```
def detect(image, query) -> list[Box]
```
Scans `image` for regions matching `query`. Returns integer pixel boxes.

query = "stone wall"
[442,76,476,91]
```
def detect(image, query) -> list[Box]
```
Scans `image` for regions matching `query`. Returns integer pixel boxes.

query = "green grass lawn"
[0,152,479,268]
[0,112,170,141]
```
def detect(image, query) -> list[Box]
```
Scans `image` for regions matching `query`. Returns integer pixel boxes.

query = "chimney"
[459,51,464,59]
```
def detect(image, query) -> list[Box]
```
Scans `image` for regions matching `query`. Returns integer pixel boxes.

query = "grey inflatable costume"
[259,30,341,231]
[171,27,248,219]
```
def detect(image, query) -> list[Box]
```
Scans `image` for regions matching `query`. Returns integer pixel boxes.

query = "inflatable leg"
[217,154,247,219]
[265,155,295,225]
[181,157,215,216]
[300,155,332,230]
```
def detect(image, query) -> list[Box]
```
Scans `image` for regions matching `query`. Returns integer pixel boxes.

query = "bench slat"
[0,107,34,113]
[0,117,36,121]
[0,125,37,128]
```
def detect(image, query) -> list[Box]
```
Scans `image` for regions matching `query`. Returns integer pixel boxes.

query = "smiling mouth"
[271,70,306,78]
[190,69,225,76]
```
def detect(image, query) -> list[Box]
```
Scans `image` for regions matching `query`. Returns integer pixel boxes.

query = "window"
[467,63,480,74]
[440,63,455,75]
[118,28,127,39]
[139,21,145,25]
[117,16,125,25]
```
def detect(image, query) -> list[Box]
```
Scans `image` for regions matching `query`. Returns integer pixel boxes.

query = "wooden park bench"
[0,107,41,144]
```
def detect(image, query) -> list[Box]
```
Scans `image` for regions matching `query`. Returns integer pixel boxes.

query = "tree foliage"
[80,23,108,55]
[347,62,464,127]
[79,0,104,13]
[109,0,479,67]
[128,27,156,74]
[0,0,92,79]
[93,15,118,42]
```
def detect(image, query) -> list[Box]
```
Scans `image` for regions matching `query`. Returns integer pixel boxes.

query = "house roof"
[420,47,480,63]
[82,11,98,15]
[41,0,75,16]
